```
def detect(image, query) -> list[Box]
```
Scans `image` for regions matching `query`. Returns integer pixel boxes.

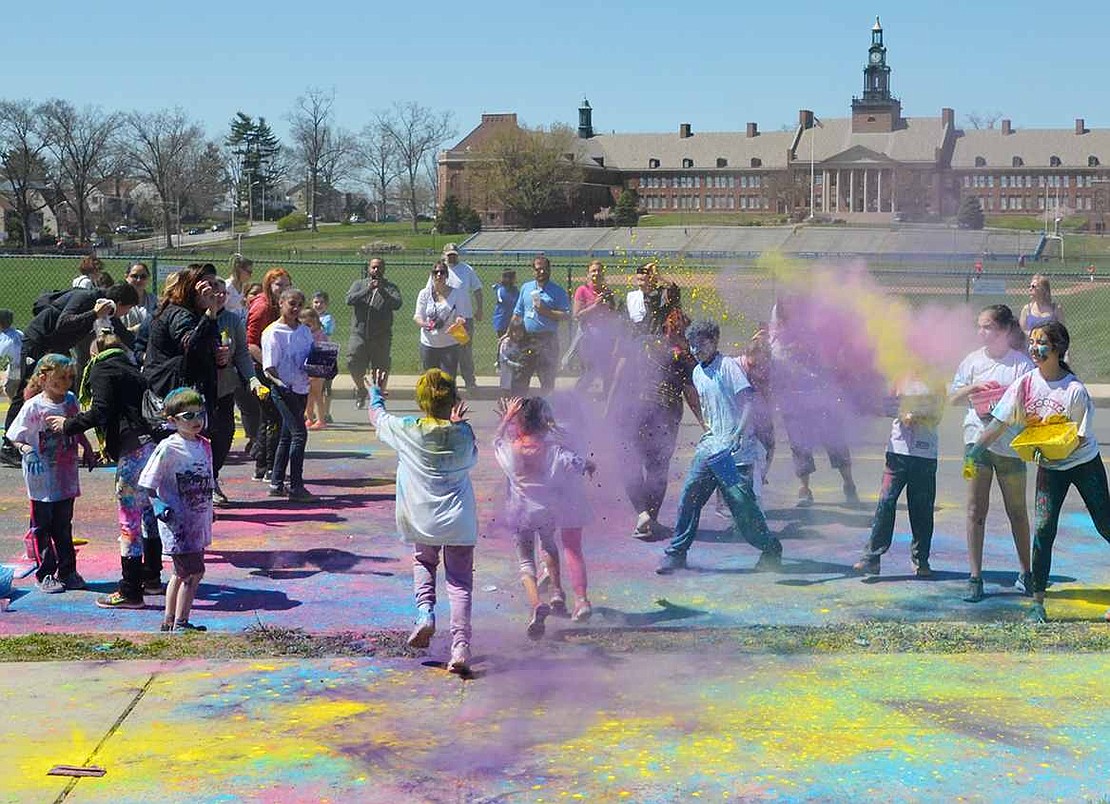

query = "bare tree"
[0,99,53,249]
[290,88,359,230]
[122,109,208,246]
[41,100,121,240]
[964,111,1004,130]
[358,120,399,221]
[378,102,454,232]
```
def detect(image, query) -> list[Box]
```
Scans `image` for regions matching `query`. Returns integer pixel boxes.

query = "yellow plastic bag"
[445,320,470,346]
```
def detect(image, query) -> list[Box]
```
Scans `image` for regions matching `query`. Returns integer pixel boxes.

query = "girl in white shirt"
[967,321,1110,623]
[949,304,1035,603]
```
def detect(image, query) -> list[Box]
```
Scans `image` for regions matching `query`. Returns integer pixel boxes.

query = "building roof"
[951,127,1110,169]
[581,129,796,171]
[795,116,949,165]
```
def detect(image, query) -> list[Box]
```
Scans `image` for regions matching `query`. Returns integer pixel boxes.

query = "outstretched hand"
[450,400,469,423]
[496,395,524,422]
[370,368,389,391]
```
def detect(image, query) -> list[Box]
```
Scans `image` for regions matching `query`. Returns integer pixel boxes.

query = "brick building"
[438,18,1110,231]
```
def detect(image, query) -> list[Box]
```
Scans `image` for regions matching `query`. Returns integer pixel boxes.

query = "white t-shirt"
[0,327,22,381]
[138,433,214,554]
[887,379,943,459]
[493,435,592,529]
[415,286,467,349]
[626,290,646,324]
[992,370,1099,470]
[433,260,481,319]
[373,403,478,546]
[8,392,81,502]
[951,347,1034,456]
[261,320,314,394]
[693,353,760,466]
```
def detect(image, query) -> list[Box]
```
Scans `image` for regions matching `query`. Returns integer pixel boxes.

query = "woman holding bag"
[414,261,467,377]
[966,321,1110,623]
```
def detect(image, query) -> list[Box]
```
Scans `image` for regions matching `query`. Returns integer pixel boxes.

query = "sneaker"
[38,575,65,594]
[914,561,933,578]
[355,397,366,410]
[244,438,255,457]
[448,642,471,675]
[853,556,880,576]
[549,591,568,617]
[0,448,22,468]
[633,511,652,536]
[60,571,86,590]
[406,609,435,649]
[656,552,687,575]
[212,481,229,506]
[160,620,174,632]
[843,482,861,507]
[263,470,272,482]
[174,621,207,632]
[1015,571,1034,597]
[571,600,593,623]
[754,549,783,572]
[287,486,316,502]
[527,603,551,640]
[1026,602,1048,623]
[252,469,267,482]
[143,577,166,595]
[796,486,814,507]
[963,576,984,603]
[96,591,144,609]
[268,484,286,497]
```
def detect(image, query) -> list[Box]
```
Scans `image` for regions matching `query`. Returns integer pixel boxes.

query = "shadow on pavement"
[588,598,706,627]
[207,547,398,580]
[195,582,300,612]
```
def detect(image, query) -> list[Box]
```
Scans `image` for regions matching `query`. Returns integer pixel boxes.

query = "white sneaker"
[632,511,653,539]
[448,643,471,675]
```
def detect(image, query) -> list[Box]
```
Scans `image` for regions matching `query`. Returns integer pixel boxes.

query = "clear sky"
[12,0,1110,146]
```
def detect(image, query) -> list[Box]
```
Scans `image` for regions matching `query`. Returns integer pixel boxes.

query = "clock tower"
[851,17,903,133]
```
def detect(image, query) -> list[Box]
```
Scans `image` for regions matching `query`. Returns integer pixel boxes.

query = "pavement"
[2,390,1110,801]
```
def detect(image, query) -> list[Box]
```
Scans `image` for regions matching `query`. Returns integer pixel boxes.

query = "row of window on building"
[963,174,1102,189]
[642,195,770,210]
[638,175,764,190]
[982,196,1096,211]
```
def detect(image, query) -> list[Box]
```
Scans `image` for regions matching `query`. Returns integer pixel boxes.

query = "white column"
[863,168,869,212]
[878,169,884,212]
[822,170,829,213]
[849,170,856,213]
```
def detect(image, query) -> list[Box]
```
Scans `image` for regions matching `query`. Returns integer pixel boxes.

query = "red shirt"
[246,294,278,348]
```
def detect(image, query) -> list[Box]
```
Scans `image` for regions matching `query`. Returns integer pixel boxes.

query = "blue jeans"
[862,452,936,565]
[665,452,780,557]
[271,387,308,489]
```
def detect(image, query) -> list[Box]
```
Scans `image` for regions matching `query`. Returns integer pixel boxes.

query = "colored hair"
[414,368,457,418]
[163,386,205,417]
[24,354,74,399]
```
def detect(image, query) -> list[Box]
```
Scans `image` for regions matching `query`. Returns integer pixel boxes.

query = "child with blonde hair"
[8,354,96,593]
[299,307,329,430]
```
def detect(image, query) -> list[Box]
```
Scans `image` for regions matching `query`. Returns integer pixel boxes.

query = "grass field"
[4,250,1110,379]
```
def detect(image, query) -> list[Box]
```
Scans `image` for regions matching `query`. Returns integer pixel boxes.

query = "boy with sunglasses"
[139,387,214,631]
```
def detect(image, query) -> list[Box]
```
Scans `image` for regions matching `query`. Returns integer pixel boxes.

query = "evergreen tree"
[612,188,640,226]
[957,195,985,229]
[226,112,283,219]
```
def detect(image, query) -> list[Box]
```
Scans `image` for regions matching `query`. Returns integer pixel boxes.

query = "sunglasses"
[129,273,149,280]
[174,410,206,421]
[432,270,448,276]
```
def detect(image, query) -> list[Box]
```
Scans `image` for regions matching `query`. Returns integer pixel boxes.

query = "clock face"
[870,51,882,64]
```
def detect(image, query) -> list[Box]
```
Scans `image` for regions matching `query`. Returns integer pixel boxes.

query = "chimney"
[679,123,692,139]
[941,108,954,128]
[1001,119,1012,135]
[799,109,814,129]
[1076,118,1086,135]
[746,122,759,138]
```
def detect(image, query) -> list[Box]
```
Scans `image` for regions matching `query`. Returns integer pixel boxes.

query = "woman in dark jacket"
[143,264,221,413]
[46,331,164,609]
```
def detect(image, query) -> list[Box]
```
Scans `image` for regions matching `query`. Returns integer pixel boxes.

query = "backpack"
[32,288,72,318]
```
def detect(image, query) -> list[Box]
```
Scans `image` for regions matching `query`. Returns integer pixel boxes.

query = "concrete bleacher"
[462,225,1033,261]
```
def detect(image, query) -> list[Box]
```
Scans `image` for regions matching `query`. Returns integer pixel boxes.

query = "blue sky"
[12,0,1110,146]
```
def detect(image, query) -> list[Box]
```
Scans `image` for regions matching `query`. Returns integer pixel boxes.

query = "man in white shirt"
[442,243,483,389]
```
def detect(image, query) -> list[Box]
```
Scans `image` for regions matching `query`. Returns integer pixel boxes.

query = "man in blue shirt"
[657,320,783,574]
[511,255,570,392]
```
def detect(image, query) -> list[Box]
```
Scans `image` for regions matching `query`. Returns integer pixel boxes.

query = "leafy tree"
[469,123,583,228]
[277,211,308,231]
[612,188,640,226]
[957,195,985,229]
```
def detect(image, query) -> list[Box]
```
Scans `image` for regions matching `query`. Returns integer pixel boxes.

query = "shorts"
[171,552,206,579]
[348,337,392,375]
[963,443,1025,478]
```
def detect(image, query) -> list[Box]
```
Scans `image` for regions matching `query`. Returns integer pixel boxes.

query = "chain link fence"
[1,253,1107,380]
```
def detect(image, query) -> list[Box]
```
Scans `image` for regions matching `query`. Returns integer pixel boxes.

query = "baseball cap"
[442,243,460,256]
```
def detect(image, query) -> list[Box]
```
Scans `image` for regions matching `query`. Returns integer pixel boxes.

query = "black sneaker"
[0,449,22,468]
[1015,571,1034,597]
[287,486,315,502]
[355,397,366,410]
[963,576,984,603]
[268,484,287,497]
[656,552,687,575]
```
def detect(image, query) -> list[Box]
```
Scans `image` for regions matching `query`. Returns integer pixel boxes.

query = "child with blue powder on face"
[657,320,783,575]
[8,354,97,594]
[494,395,596,638]
[370,368,477,674]
[139,387,214,631]
[853,373,946,577]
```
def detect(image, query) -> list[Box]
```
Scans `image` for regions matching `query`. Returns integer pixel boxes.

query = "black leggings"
[1031,455,1110,595]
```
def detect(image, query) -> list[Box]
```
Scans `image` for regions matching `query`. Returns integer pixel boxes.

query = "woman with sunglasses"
[966,321,1110,623]
[121,263,157,333]
[225,254,254,321]
[414,261,467,377]
[1019,274,1065,336]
